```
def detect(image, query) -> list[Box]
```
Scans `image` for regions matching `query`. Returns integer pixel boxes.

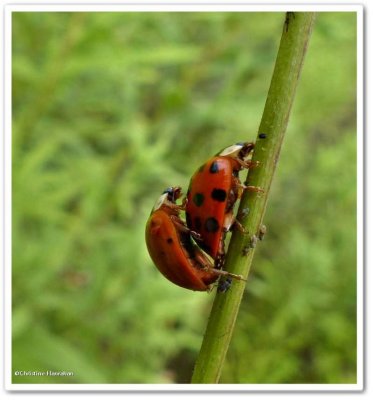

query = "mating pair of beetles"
[145,141,263,292]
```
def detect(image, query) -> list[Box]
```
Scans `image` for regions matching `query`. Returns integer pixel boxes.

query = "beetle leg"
[165,201,184,212]
[236,159,260,169]
[190,230,203,241]
[211,268,247,282]
[234,219,250,234]
[179,196,187,210]
[194,253,246,282]
[170,215,202,241]
[246,160,260,168]
[241,183,264,193]
[193,251,213,270]
[199,262,246,282]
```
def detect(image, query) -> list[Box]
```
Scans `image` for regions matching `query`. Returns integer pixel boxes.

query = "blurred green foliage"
[12,12,357,384]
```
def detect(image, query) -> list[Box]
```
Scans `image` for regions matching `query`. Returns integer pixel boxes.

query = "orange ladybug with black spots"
[185,142,262,268]
[145,187,244,291]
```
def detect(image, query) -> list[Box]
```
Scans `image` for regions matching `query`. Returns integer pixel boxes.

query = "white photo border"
[3,1,364,392]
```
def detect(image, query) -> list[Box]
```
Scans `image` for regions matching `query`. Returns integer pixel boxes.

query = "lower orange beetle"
[145,187,245,291]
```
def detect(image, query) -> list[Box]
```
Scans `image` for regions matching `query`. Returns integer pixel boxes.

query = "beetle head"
[162,186,182,203]
[218,141,254,159]
[152,186,182,212]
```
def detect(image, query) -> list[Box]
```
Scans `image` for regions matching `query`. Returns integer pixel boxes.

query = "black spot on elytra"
[211,188,227,202]
[209,161,219,173]
[205,217,220,233]
[193,193,204,207]
[167,238,173,244]
[194,217,202,230]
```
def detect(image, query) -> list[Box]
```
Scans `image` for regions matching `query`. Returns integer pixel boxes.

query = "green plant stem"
[191,12,316,384]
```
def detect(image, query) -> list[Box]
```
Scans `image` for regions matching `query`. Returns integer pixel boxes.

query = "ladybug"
[145,187,244,291]
[185,142,262,267]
